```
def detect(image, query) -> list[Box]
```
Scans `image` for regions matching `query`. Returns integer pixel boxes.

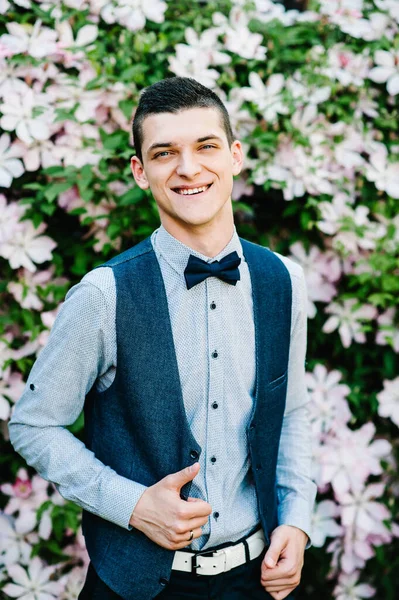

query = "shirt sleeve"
[8,272,147,530]
[275,264,317,547]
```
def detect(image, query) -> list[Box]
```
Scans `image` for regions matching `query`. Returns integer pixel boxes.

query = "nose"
[175,151,201,179]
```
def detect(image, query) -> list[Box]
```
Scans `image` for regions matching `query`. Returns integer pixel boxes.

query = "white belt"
[171,528,266,576]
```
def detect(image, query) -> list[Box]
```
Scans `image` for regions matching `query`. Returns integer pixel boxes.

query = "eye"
[200,144,216,150]
[154,151,171,159]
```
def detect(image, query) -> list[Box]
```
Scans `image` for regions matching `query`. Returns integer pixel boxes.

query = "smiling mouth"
[172,183,213,196]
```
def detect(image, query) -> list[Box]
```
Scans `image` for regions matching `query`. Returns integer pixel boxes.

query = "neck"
[160,208,235,258]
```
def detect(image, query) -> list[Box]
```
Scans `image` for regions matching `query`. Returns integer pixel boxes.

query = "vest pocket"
[267,370,288,391]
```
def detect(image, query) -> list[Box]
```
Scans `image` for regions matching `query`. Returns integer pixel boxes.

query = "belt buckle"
[191,550,218,576]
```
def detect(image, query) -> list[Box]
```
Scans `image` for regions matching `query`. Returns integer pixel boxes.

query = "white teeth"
[176,185,209,195]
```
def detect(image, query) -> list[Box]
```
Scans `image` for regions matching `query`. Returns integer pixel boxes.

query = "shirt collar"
[152,224,244,278]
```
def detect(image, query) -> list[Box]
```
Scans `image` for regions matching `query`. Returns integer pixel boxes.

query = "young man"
[9,77,317,600]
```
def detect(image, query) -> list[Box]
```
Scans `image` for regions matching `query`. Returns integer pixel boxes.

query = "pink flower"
[337,483,391,537]
[323,298,377,348]
[306,364,351,435]
[376,308,399,352]
[317,423,391,495]
[4,556,64,600]
[376,377,399,427]
[0,221,57,273]
[334,571,376,600]
[7,268,54,310]
[311,500,344,548]
[0,368,25,421]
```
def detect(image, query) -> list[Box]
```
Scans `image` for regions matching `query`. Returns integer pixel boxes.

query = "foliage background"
[0,0,398,598]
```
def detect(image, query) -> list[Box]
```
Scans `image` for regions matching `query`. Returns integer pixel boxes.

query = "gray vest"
[82,236,292,600]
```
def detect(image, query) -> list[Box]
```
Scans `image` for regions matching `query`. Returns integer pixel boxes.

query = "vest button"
[159,577,169,587]
[249,424,255,430]
[190,450,199,460]
[256,464,262,471]
[212,402,218,409]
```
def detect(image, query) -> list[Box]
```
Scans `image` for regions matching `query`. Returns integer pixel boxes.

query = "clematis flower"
[241,72,288,122]
[337,483,391,537]
[364,144,399,199]
[376,377,399,428]
[0,368,25,421]
[317,422,391,495]
[334,571,376,600]
[0,221,57,273]
[59,565,87,600]
[4,556,64,599]
[305,364,351,435]
[323,45,371,87]
[369,49,399,96]
[311,500,344,548]
[0,20,58,59]
[0,87,53,145]
[8,268,54,310]
[0,513,35,568]
[168,45,220,89]
[376,308,399,352]
[0,134,24,187]
[323,298,377,348]
[213,7,267,60]
[100,0,167,32]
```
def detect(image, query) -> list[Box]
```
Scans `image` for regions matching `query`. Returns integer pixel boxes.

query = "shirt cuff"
[98,470,148,530]
[277,498,313,549]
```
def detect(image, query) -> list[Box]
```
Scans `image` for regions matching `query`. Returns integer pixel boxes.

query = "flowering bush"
[1,0,398,598]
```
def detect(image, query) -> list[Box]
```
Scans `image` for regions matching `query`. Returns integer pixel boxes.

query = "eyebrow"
[147,134,223,156]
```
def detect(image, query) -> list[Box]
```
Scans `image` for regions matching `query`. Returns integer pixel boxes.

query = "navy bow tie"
[184,251,241,290]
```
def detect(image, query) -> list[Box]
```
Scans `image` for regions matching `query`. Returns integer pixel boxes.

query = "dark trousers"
[78,552,298,599]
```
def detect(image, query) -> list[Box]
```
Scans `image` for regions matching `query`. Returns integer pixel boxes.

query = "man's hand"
[129,462,212,550]
[260,525,308,600]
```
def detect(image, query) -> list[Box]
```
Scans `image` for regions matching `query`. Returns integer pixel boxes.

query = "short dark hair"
[132,77,234,162]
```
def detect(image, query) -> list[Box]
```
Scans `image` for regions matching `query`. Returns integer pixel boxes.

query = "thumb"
[263,530,285,568]
[165,462,200,491]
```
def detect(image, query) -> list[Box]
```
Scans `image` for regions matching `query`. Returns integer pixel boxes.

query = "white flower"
[0,195,26,244]
[376,377,399,427]
[100,0,167,32]
[338,483,391,537]
[369,49,399,96]
[375,0,399,23]
[306,364,351,434]
[218,7,267,60]
[0,87,53,145]
[311,500,343,548]
[376,308,399,352]
[169,45,220,89]
[323,46,371,87]
[323,298,377,348]
[8,268,54,310]
[0,20,58,59]
[4,556,64,599]
[0,134,24,187]
[0,513,33,567]
[365,143,399,199]
[334,571,376,600]
[0,221,57,273]
[0,368,25,421]
[241,72,288,123]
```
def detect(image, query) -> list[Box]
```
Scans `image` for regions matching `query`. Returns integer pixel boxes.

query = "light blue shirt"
[8,225,316,550]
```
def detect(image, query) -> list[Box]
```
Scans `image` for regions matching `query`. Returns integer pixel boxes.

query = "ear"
[231,140,244,177]
[131,156,150,190]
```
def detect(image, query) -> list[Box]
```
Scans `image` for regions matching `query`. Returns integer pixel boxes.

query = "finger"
[263,533,286,569]
[263,580,298,591]
[180,499,213,519]
[266,587,297,600]
[174,527,204,548]
[164,463,200,491]
[186,515,210,530]
[261,558,293,582]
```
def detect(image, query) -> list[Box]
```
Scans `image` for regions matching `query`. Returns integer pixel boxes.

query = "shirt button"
[190,450,199,460]
[210,302,216,310]
[212,402,218,409]
[213,511,220,520]
[212,351,218,359]
[30,383,35,391]
[210,456,217,464]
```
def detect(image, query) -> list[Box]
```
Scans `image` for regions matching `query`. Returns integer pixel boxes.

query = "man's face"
[131,107,243,235]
